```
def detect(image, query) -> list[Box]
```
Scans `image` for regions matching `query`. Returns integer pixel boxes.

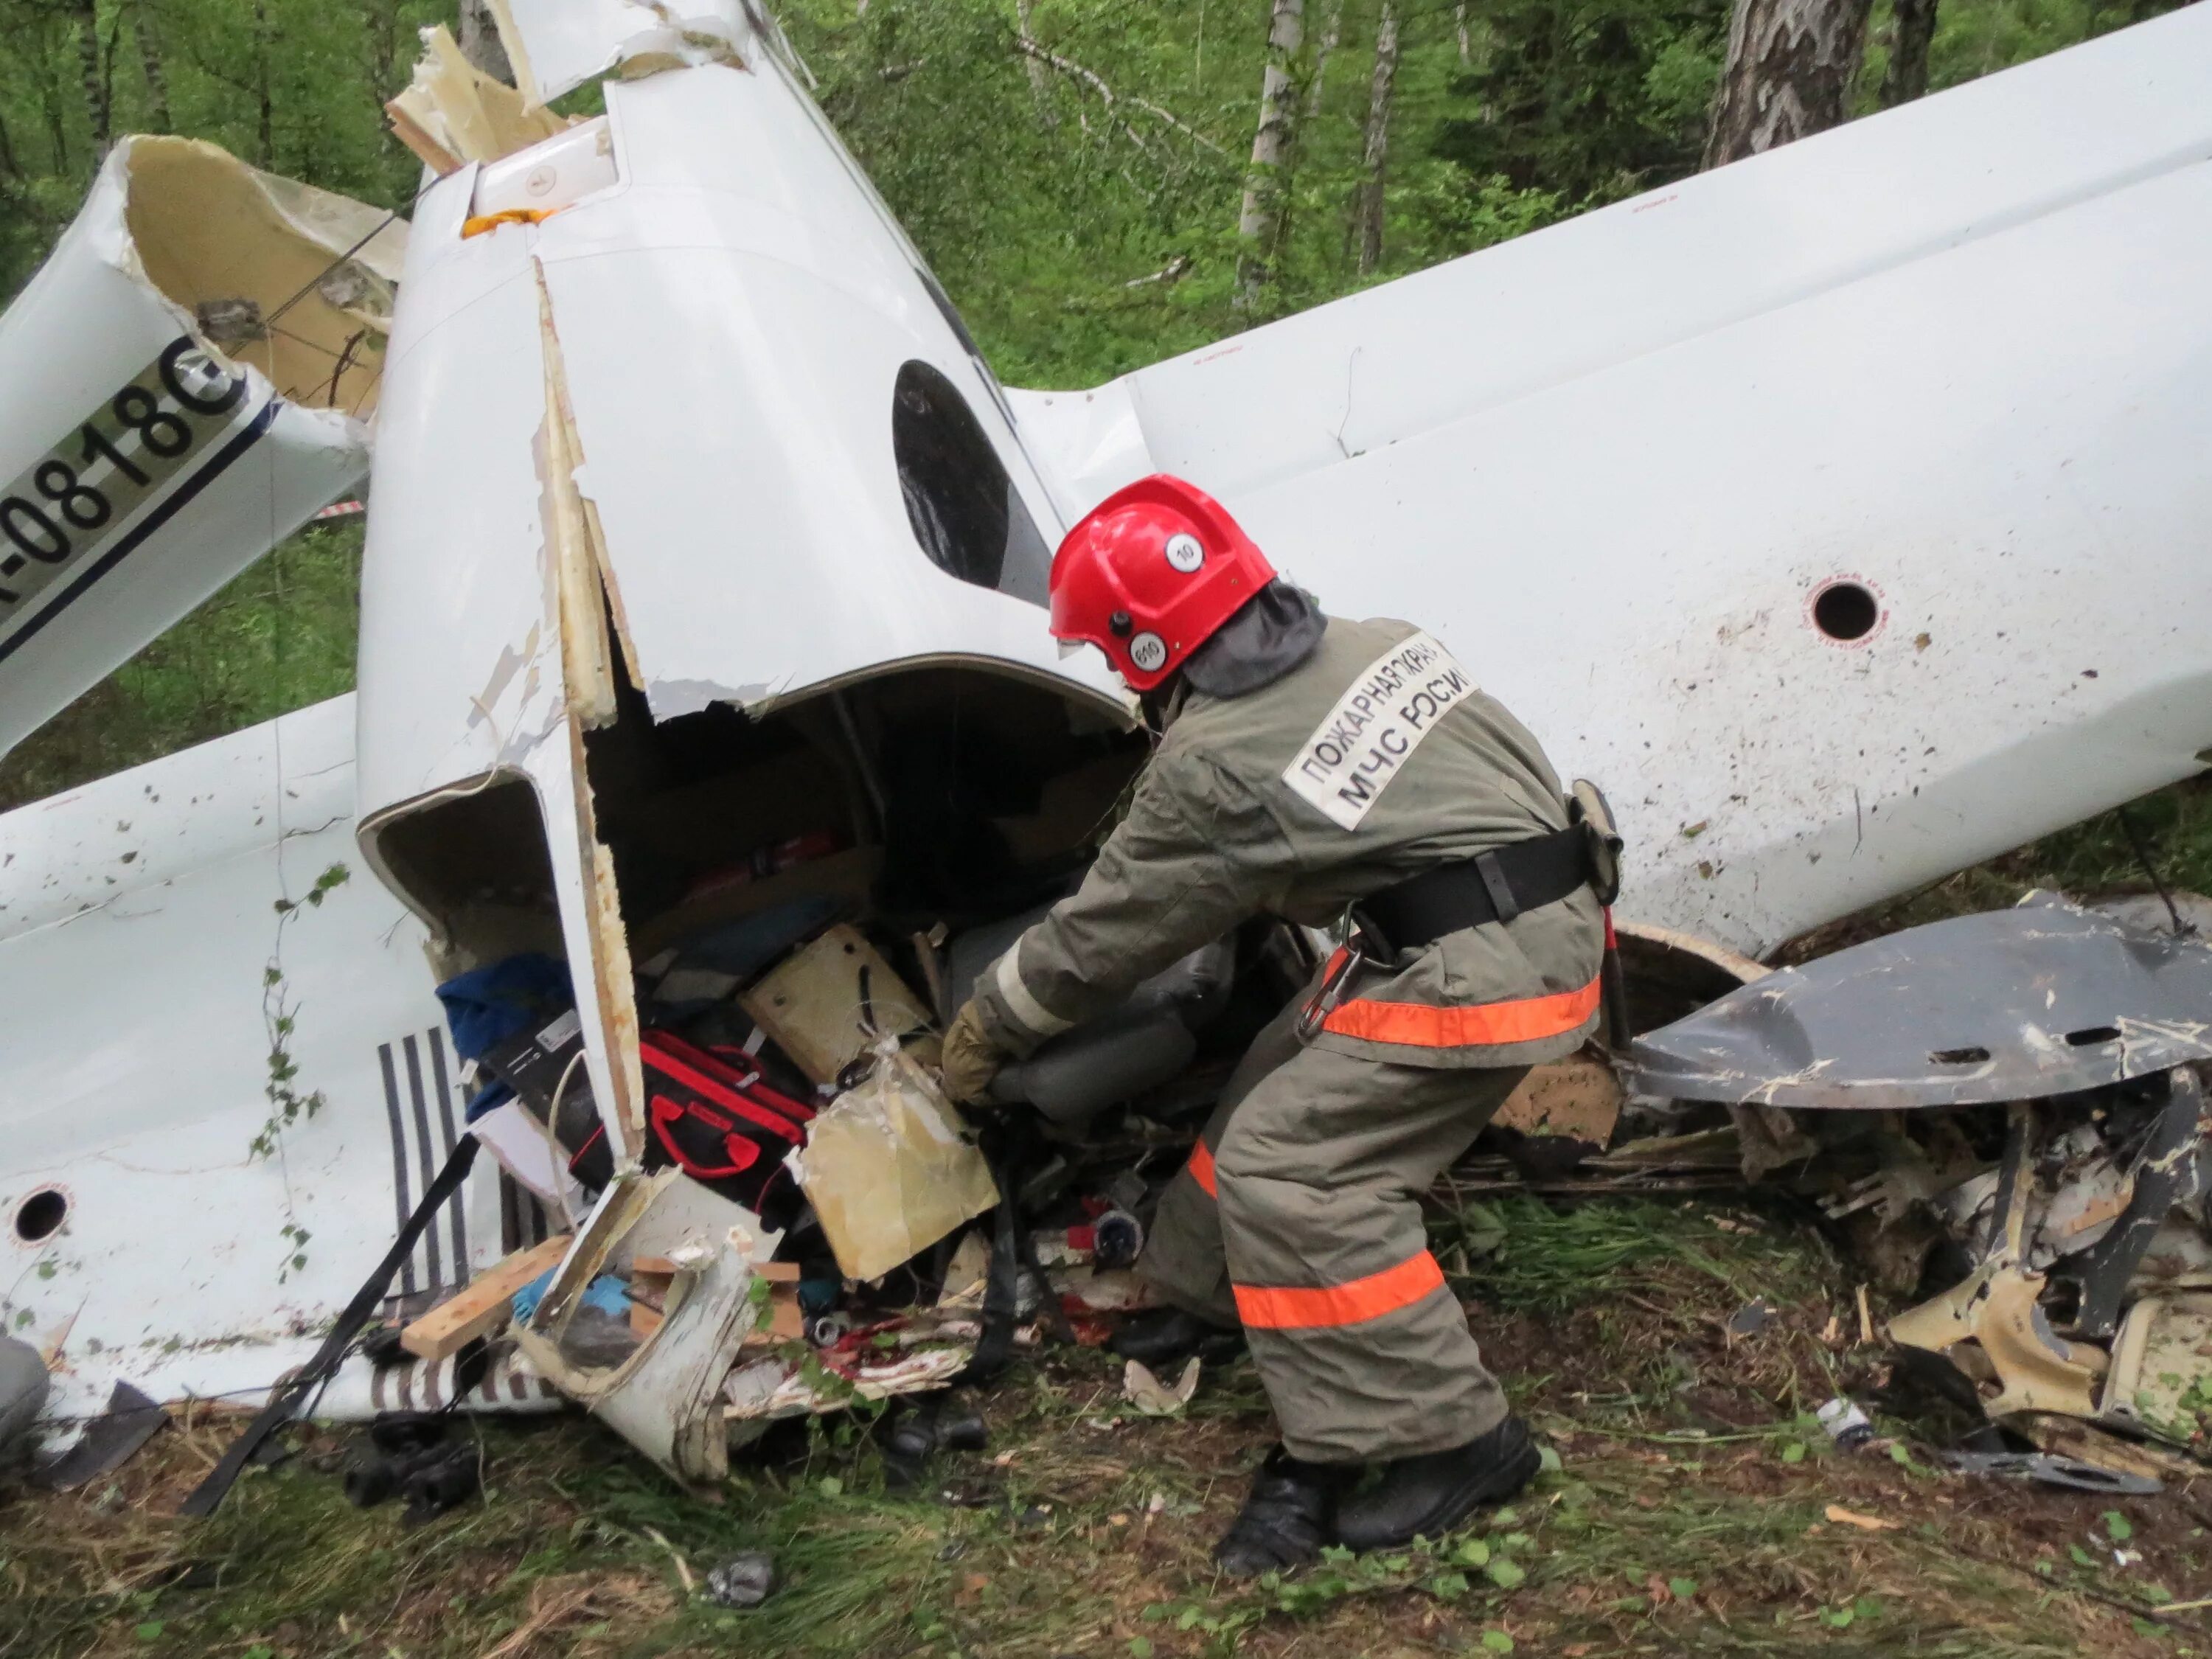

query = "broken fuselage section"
[352,8,1142,1481]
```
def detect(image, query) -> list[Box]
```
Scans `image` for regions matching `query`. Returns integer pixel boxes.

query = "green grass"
[7,1197,2203,1659]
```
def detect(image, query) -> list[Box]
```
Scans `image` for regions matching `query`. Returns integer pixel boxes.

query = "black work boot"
[1333,1416,1542,1553]
[1212,1447,1354,1578]
[1109,1306,1245,1368]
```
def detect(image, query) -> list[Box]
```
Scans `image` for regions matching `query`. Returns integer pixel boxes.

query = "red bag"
[639,1030,815,1217]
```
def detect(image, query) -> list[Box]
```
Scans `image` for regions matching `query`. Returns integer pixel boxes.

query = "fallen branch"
[1013,38,1228,157]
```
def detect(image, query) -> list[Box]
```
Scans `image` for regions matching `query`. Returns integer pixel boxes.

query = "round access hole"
[15,1188,66,1243]
[1812,580,1881,643]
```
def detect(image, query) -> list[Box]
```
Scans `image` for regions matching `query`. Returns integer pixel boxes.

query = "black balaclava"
[1180,580,1326,700]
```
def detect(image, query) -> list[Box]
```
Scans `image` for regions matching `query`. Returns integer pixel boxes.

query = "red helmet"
[1048,475,1276,692]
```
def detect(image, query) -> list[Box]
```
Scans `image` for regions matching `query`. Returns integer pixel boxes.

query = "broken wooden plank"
[400,1234,573,1360]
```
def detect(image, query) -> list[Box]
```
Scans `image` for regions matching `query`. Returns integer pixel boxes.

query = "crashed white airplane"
[1,0,2208,1485]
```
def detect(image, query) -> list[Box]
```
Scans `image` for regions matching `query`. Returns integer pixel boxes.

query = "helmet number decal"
[1163,533,1205,574]
[1127,632,1169,674]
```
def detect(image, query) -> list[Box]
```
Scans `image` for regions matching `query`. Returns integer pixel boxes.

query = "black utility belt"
[1350,827,1592,959]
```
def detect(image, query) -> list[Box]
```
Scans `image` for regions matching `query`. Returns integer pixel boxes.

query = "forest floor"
[5,1193,2208,1659]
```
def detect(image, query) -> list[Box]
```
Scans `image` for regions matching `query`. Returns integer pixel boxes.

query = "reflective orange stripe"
[1320,975,1602,1048]
[1233,1250,1447,1330]
[1186,1139,1218,1198]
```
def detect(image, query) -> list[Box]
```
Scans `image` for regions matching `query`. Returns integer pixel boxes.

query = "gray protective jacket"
[974,616,1607,1069]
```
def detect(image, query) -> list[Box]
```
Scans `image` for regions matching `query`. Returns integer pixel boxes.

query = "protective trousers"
[1140,997,1526,1464]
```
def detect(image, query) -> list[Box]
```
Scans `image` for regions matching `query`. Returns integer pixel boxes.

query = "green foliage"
[1436,0,1731,200]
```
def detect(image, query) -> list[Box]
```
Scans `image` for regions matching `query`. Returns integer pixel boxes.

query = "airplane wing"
[1008,2,2212,955]
[0,695,560,1418]
[0,139,403,762]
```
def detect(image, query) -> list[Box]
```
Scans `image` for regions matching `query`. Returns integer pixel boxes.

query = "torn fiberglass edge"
[0,137,405,759]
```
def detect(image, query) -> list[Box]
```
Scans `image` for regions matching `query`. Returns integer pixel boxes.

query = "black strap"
[1352,827,1589,957]
[956,1126,1073,1386]
[180,1134,480,1517]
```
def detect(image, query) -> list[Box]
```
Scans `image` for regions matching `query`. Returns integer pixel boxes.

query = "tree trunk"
[1456,2,1473,65]
[1878,0,1935,106]
[459,0,514,83]
[1306,0,1342,117]
[1015,0,1058,129]
[252,0,273,166]
[361,0,400,97]
[1702,0,1875,168]
[72,0,110,163]
[132,0,171,131]
[1235,0,1305,310]
[1354,0,1399,276]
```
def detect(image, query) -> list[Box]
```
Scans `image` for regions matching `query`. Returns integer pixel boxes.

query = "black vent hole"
[1930,1046,1991,1065]
[14,1189,66,1244]
[2065,1026,2122,1047]
[1812,580,1880,642]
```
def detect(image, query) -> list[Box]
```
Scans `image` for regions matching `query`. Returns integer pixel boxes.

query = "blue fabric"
[436,953,574,1062]
[511,1270,629,1324]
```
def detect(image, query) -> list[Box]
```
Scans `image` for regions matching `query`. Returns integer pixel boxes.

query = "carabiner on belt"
[1297,940,1366,1040]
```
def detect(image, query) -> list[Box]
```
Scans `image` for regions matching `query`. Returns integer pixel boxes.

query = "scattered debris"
[1122,1357,1201,1416]
[1935,1448,2162,1496]
[1817,1397,1874,1451]
[1823,1503,1900,1531]
[30,1382,166,1492]
[703,1551,777,1609]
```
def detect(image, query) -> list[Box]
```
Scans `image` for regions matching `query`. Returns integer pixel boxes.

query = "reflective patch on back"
[1280,630,1477,829]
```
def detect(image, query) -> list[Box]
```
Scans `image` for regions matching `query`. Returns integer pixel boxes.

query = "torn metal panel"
[2065,1068,2211,1337]
[0,137,402,760]
[1624,894,2212,1110]
[515,1172,767,1485]
[1890,1107,2112,1420]
[487,0,748,108]
[2099,1293,2212,1448]
[387,24,569,173]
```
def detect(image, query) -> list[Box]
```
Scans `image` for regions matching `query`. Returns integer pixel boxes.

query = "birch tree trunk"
[1306,0,1343,117]
[1354,0,1399,276]
[1235,0,1304,310]
[72,0,110,162]
[459,0,515,83]
[1879,0,1936,105]
[1702,0,1874,168]
[132,0,171,131]
[1456,3,1473,65]
[1015,0,1058,128]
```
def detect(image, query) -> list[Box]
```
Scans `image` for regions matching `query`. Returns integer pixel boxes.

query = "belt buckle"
[1297,939,1366,1040]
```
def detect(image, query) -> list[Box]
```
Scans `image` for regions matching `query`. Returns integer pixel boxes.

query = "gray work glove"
[939,998,1009,1107]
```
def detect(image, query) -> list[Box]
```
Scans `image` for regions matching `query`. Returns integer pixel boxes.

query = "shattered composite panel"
[2,0,2211,1477]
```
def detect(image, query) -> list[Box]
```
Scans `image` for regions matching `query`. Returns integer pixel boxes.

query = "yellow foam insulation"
[387,24,568,173]
[119,136,406,414]
[793,1043,999,1282]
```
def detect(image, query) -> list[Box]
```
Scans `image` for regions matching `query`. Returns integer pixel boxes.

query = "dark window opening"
[893,360,1051,607]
